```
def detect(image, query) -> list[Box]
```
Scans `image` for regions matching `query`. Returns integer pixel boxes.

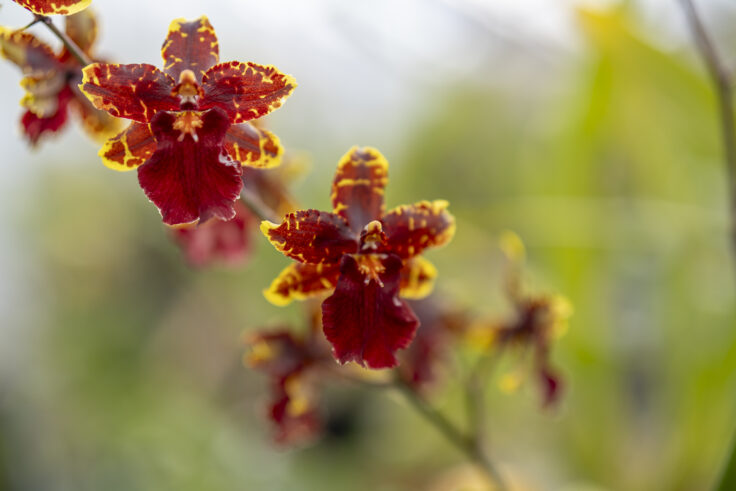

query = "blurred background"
[1,0,736,489]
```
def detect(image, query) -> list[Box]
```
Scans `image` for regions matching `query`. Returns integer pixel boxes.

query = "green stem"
[680,0,736,262]
[35,14,92,67]
[679,1,736,489]
[15,18,41,32]
[240,187,279,223]
[394,379,507,490]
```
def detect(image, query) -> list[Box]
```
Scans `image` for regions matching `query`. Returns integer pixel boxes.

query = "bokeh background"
[1,0,736,489]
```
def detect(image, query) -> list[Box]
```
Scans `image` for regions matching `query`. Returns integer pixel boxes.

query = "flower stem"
[393,379,507,490]
[679,1,736,489]
[240,187,279,223]
[35,14,92,67]
[15,18,41,33]
[680,0,736,264]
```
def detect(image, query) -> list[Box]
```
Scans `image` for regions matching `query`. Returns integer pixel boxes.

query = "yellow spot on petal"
[499,230,526,263]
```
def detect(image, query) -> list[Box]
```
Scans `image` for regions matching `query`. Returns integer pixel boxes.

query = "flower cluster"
[261,146,455,369]
[0,9,118,145]
[79,16,295,225]
[0,6,572,478]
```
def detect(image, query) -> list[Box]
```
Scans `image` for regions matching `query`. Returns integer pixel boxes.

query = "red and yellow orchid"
[12,0,91,16]
[0,9,118,145]
[467,232,571,407]
[245,307,331,445]
[261,147,455,369]
[79,16,296,226]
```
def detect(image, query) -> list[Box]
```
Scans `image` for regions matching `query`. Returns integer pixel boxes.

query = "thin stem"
[679,2,736,490]
[14,18,41,33]
[35,14,92,67]
[240,187,279,223]
[466,353,498,448]
[680,0,736,261]
[394,379,507,490]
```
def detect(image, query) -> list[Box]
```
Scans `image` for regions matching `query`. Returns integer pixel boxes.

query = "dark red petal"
[322,254,419,369]
[137,107,243,226]
[400,318,443,390]
[80,63,178,123]
[0,27,61,74]
[172,201,254,267]
[380,200,456,259]
[20,85,73,145]
[331,146,388,232]
[264,262,341,306]
[64,8,97,55]
[399,298,466,391]
[201,61,296,123]
[161,16,219,81]
[99,122,156,171]
[12,0,91,15]
[539,366,562,408]
[269,381,322,445]
[261,210,358,264]
[224,122,282,168]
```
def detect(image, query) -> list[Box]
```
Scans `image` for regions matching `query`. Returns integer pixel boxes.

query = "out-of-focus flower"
[261,146,455,369]
[171,154,301,268]
[244,306,331,445]
[0,10,119,145]
[171,200,255,267]
[467,231,571,407]
[12,0,91,16]
[79,16,295,225]
[426,463,532,491]
[399,296,467,392]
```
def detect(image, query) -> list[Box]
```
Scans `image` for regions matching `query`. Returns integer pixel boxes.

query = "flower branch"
[679,1,736,489]
[394,377,507,490]
[34,14,91,66]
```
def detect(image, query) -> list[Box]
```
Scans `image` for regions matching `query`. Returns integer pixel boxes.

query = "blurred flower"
[399,296,468,392]
[12,0,91,16]
[171,200,255,268]
[79,16,295,225]
[0,9,119,145]
[244,305,332,445]
[171,153,301,267]
[261,146,455,369]
[467,231,571,407]
[426,463,532,491]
